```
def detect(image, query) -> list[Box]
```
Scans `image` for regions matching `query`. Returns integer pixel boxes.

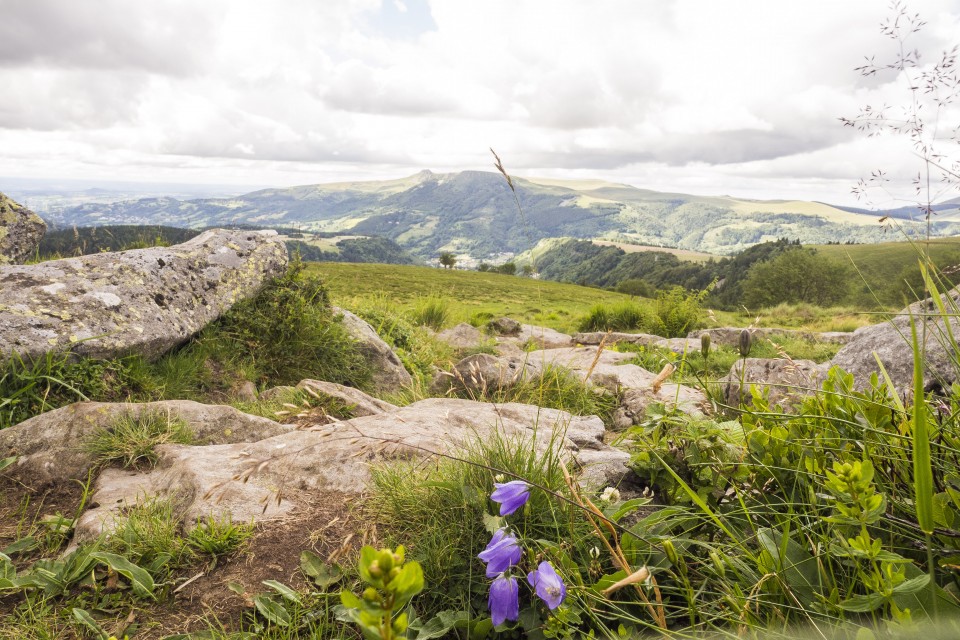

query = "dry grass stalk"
[650,363,675,394]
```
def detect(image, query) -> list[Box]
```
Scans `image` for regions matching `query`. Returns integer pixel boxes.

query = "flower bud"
[368,560,383,578]
[710,551,726,578]
[378,549,395,572]
[738,329,752,357]
[662,540,679,566]
[363,587,378,602]
[389,566,400,581]
[700,334,711,359]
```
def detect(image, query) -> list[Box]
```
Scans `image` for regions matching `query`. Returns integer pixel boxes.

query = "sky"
[1,0,959,206]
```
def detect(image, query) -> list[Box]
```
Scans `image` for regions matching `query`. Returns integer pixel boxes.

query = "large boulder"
[334,308,413,394]
[830,292,960,394]
[723,358,827,410]
[60,399,631,541]
[512,324,573,350]
[0,192,46,265]
[0,229,287,361]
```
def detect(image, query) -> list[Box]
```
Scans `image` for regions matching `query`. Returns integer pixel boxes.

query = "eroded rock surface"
[572,332,661,347]
[0,192,45,265]
[0,229,287,361]
[296,379,398,417]
[63,399,631,541]
[0,400,294,486]
[334,308,413,394]
[436,322,487,350]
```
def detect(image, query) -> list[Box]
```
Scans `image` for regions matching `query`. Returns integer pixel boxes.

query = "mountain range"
[38,170,960,259]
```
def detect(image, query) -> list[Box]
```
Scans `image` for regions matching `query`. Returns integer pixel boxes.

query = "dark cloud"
[0,0,213,75]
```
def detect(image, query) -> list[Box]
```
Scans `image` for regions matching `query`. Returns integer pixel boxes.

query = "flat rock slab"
[72,398,631,541]
[528,347,709,418]
[0,192,45,264]
[573,332,661,346]
[0,229,287,361]
[0,400,294,486]
[689,327,854,347]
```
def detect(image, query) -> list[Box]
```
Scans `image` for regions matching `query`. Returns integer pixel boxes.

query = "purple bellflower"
[488,575,520,627]
[491,480,530,516]
[527,561,567,610]
[478,528,522,577]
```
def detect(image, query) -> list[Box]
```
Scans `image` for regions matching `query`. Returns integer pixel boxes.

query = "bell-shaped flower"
[527,561,567,610]
[491,480,530,516]
[477,528,522,577]
[488,574,519,627]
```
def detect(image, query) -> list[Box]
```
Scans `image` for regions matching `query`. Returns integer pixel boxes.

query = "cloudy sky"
[1,0,959,205]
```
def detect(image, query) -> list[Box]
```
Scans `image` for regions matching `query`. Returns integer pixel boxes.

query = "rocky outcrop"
[723,358,827,410]
[334,308,413,394]
[573,332,661,347]
[689,327,854,347]
[527,347,710,419]
[0,192,46,265]
[830,291,960,394]
[28,399,633,541]
[0,229,287,361]
[654,337,702,354]
[0,400,294,486]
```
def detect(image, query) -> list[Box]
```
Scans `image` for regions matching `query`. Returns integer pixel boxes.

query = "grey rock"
[689,327,855,347]
[830,292,960,394]
[488,316,521,335]
[0,192,45,265]
[572,332,661,346]
[0,229,287,361]
[435,322,486,350]
[258,385,298,401]
[435,353,540,396]
[723,358,827,410]
[296,379,398,417]
[654,337,702,354]
[0,400,294,486]
[514,324,573,349]
[334,308,413,394]
[72,399,633,539]
[235,381,259,403]
[528,347,710,420]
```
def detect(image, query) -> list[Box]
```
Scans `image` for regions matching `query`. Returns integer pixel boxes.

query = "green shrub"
[213,259,372,388]
[648,285,705,338]
[577,300,650,332]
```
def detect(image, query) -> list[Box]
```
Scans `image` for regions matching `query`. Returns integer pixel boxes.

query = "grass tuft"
[83,411,194,468]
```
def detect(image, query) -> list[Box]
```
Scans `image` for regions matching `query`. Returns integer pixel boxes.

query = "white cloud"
[0,0,958,205]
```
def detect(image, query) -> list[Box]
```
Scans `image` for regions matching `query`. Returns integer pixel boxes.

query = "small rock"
[296,379,398,417]
[572,332,661,346]
[234,381,259,402]
[435,322,486,350]
[488,317,521,335]
[723,358,827,410]
[437,353,540,395]
[334,307,413,394]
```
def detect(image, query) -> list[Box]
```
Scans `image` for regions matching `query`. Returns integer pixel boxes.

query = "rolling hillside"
[40,170,960,259]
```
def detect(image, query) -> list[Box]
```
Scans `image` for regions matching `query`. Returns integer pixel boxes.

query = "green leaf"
[893,573,931,595]
[340,590,363,609]
[254,593,291,626]
[91,551,156,599]
[757,528,821,603]
[838,592,886,612]
[412,610,470,639]
[300,550,342,589]
[909,312,935,534]
[390,561,424,609]
[72,608,109,640]
[2,536,38,557]
[263,579,302,603]
[357,545,378,584]
[0,456,16,473]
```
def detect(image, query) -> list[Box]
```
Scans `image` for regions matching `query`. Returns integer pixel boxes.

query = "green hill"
[44,171,960,260]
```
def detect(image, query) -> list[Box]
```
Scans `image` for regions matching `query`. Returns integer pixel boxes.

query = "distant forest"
[38,225,417,266]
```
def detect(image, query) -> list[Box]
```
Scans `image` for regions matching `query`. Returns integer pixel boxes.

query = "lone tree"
[438,252,457,269]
